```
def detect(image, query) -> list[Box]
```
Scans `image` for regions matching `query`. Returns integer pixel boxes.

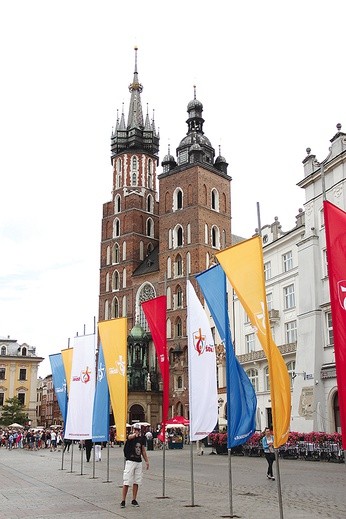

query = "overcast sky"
[1,1,345,377]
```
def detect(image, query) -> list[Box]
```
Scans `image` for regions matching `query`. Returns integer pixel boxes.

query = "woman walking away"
[262,427,275,480]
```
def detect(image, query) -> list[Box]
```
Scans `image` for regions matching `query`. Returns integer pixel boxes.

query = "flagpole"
[163,271,167,498]
[261,236,285,519]
[225,279,234,518]
[186,277,195,507]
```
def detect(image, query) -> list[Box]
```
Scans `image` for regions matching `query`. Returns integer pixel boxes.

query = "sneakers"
[131,500,139,507]
[267,474,275,480]
[120,501,125,508]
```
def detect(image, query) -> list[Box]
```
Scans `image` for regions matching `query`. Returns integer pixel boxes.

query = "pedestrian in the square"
[262,427,275,480]
[121,423,149,508]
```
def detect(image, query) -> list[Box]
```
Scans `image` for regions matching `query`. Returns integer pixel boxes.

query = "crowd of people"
[0,427,62,450]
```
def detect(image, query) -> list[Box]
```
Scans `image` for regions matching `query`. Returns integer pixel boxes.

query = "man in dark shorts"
[121,423,149,508]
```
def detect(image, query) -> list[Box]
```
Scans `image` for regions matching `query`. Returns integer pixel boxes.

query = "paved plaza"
[0,445,345,519]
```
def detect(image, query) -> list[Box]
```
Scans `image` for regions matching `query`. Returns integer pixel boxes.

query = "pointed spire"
[127,46,144,130]
[151,109,156,134]
[144,103,151,130]
[119,102,126,130]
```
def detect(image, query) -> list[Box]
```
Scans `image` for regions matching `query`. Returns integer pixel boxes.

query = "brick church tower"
[99,48,232,426]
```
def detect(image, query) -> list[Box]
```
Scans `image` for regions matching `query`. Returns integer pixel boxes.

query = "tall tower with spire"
[158,87,232,416]
[98,50,232,424]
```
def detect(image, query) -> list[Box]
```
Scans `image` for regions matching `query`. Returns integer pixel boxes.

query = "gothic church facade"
[98,49,233,426]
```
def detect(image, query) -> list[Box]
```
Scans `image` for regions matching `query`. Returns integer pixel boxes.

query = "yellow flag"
[98,318,128,442]
[216,236,291,447]
[61,347,73,394]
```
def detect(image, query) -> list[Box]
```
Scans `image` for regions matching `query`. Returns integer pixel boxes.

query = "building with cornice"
[0,336,44,426]
[98,49,344,435]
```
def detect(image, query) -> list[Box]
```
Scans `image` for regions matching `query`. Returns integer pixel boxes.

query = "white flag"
[187,280,218,441]
[64,334,96,440]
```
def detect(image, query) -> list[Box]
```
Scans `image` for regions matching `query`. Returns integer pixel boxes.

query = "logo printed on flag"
[55,379,67,393]
[98,361,105,382]
[81,367,91,383]
[337,281,346,309]
[109,355,126,376]
[193,328,214,355]
[254,301,266,334]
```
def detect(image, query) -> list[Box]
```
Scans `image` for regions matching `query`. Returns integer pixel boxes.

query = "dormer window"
[21,347,27,356]
[0,346,6,356]
[178,150,188,165]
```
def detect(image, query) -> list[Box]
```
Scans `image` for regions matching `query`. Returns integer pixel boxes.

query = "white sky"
[1,0,345,377]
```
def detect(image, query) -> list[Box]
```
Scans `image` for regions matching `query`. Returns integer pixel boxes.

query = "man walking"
[121,423,149,508]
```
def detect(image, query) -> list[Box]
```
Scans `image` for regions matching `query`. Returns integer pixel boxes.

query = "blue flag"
[92,342,110,442]
[49,353,68,423]
[195,264,257,448]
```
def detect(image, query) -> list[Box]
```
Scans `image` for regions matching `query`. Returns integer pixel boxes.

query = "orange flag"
[61,347,73,394]
[98,318,128,442]
[216,236,291,447]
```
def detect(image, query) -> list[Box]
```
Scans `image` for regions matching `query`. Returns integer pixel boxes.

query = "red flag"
[324,200,346,449]
[142,296,169,428]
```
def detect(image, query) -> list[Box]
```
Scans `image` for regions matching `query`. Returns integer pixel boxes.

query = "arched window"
[177,376,183,389]
[211,225,220,248]
[167,286,172,309]
[115,195,121,213]
[116,158,122,174]
[122,268,126,288]
[111,297,119,318]
[116,159,122,189]
[112,243,120,264]
[21,347,27,356]
[147,243,153,255]
[205,224,208,244]
[137,283,156,330]
[146,218,154,237]
[187,223,191,244]
[175,254,183,277]
[246,368,259,392]
[148,159,153,189]
[147,194,153,213]
[167,257,172,278]
[173,188,183,210]
[1,345,6,356]
[175,226,183,247]
[105,273,110,292]
[167,319,172,339]
[165,191,170,213]
[211,188,219,211]
[122,296,127,317]
[176,285,183,308]
[122,241,126,260]
[113,218,120,238]
[175,317,182,338]
[168,229,172,249]
[104,300,109,320]
[112,270,120,291]
[106,246,110,265]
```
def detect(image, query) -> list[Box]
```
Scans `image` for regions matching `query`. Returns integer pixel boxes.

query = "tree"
[0,397,28,426]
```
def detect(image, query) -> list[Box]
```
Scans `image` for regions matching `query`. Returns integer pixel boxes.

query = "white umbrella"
[9,423,24,428]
